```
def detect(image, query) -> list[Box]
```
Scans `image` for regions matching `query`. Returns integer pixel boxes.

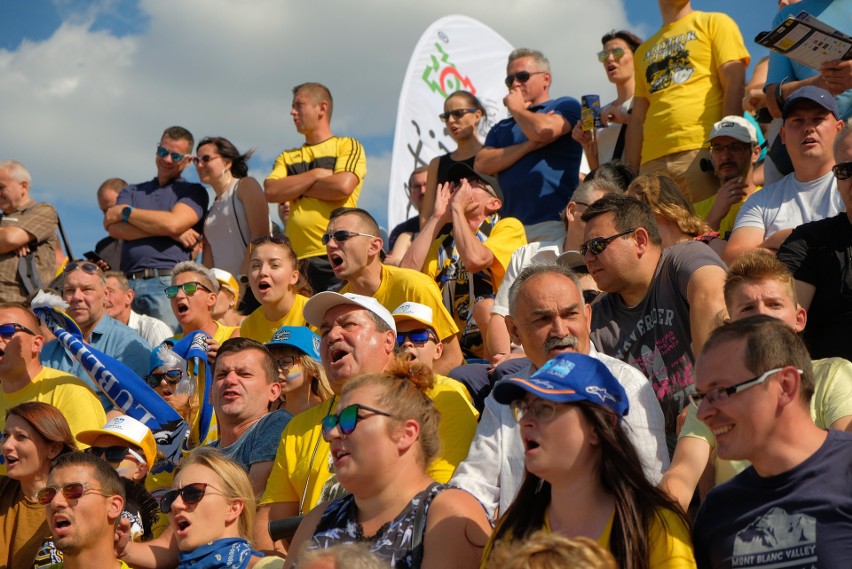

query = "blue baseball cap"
[492,352,629,418]
[266,326,321,360]
[782,86,840,119]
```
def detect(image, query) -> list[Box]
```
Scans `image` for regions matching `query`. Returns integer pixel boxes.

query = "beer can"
[581,94,603,131]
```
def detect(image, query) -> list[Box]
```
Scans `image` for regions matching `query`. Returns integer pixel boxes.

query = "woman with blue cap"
[483,352,695,569]
[265,326,332,417]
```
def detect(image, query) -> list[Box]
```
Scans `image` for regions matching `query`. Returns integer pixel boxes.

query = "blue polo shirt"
[116,176,209,274]
[483,97,582,226]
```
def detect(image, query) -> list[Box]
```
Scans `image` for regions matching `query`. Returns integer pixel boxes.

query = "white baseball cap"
[392,302,434,329]
[76,415,157,470]
[709,115,757,144]
[303,292,396,333]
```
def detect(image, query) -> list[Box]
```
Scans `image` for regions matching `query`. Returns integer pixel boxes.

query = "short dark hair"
[196,136,255,179]
[702,315,815,404]
[584,160,637,191]
[293,83,334,120]
[329,207,381,237]
[601,30,643,52]
[50,452,126,500]
[161,126,194,148]
[215,337,278,385]
[581,193,662,246]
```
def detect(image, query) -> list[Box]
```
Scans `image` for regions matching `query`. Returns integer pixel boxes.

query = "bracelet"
[774,78,788,112]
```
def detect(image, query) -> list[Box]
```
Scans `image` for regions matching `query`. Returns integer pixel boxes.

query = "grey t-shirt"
[209,409,292,470]
[590,240,726,435]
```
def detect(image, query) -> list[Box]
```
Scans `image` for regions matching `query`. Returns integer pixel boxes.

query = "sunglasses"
[321,403,396,442]
[156,144,191,163]
[192,154,218,166]
[249,235,291,254]
[597,48,626,62]
[396,329,437,347]
[580,228,636,256]
[439,108,478,122]
[504,70,545,88]
[833,162,852,181]
[36,482,109,505]
[87,445,146,464]
[145,369,183,388]
[164,281,212,298]
[63,261,101,275]
[321,230,378,246]
[160,482,222,514]
[0,323,36,340]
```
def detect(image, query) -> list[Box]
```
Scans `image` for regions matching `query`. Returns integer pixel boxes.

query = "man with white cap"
[693,116,762,240]
[724,86,846,263]
[255,292,478,552]
[76,415,157,485]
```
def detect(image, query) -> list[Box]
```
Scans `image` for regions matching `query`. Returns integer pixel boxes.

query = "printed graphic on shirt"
[643,31,697,94]
[731,507,817,568]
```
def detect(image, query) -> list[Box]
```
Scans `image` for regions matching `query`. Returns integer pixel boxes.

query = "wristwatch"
[121,206,133,223]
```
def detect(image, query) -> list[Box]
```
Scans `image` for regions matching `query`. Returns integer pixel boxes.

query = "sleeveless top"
[203,179,250,275]
[436,154,476,185]
[309,483,445,569]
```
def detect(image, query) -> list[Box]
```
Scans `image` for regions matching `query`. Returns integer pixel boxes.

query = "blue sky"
[0,0,780,258]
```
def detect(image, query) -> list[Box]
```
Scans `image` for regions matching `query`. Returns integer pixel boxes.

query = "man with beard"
[450,264,668,520]
[692,116,762,241]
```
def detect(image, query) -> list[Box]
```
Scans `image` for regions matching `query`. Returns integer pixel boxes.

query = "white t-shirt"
[733,170,842,237]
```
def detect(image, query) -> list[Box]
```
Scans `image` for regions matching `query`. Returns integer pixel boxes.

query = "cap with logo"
[76,416,158,470]
[391,302,435,329]
[266,326,321,360]
[782,86,840,120]
[709,115,758,144]
[303,291,396,333]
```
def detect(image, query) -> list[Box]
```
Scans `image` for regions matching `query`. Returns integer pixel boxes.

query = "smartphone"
[83,251,111,270]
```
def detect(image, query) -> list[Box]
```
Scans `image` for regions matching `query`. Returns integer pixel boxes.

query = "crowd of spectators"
[1,0,852,567]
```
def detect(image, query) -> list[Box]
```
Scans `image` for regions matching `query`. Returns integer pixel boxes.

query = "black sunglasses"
[192,154,218,166]
[0,323,36,340]
[160,482,222,514]
[439,108,478,122]
[504,70,545,88]
[145,369,183,388]
[63,261,101,275]
[833,162,852,181]
[156,144,191,163]
[36,482,109,505]
[396,329,437,347]
[164,281,211,298]
[580,229,636,256]
[321,230,377,246]
[86,445,145,465]
[321,404,396,442]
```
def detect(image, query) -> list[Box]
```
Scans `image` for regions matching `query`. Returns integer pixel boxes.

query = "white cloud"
[0,0,633,250]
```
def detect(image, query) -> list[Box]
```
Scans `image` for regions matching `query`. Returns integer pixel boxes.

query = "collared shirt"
[0,200,58,303]
[127,310,174,348]
[449,345,669,521]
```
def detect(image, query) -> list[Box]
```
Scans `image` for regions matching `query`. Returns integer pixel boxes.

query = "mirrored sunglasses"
[395,329,436,346]
[145,369,183,388]
[164,281,211,298]
[36,482,108,505]
[321,404,395,442]
[597,48,626,62]
[63,261,101,275]
[0,323,36,340]
[156,144,191,162]
[580,229,636,256]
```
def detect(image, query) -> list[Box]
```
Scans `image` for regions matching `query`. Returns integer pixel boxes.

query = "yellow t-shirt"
[339,264,459,341]
[239,294,311,343]
[484,508,696,569]
[634,11,750,163]
[680,357,852,484]
[260,378,479,511]
[0,367,106,441]
[172,321,239,345]
[693,187,762,241]
[267,137,367,260]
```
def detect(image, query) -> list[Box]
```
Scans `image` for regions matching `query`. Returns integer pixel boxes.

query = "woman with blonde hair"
[265,326,332,416]
[285,360,490,569]
[487,531,617,569]
[627,173,725,255]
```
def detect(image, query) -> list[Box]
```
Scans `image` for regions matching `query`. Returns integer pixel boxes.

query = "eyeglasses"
[36,482,109,505]
[87,445,146,464]
[504,71,546,88]
[274,356,298,372]
[688,367,800,407]
[396,329,437,347]
[192,154,219,166]
[156,144,191,163]
[510,398,560,424]
[164,281,212,298]
[160,482,223,514]
[144,369,183,388]
[321,403,396,442]
[63,261,101,275]
[597,48,626,62]
[580,229,636,256]
[710,142,751,155]
[0,323,36,340]
[321,230,378,246]
[439,108,478,122]
[833,162,852,181]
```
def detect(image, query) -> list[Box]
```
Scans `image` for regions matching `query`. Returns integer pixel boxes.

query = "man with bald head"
[0,302,105,442]
[254,292,477,552]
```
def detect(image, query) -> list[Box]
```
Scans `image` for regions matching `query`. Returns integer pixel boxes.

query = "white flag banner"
[387,15,513,232]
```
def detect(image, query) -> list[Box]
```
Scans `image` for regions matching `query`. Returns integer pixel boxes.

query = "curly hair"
[627,173,710,237]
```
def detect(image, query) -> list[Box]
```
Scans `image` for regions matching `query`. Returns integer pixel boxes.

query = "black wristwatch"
[121,206,133,223]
